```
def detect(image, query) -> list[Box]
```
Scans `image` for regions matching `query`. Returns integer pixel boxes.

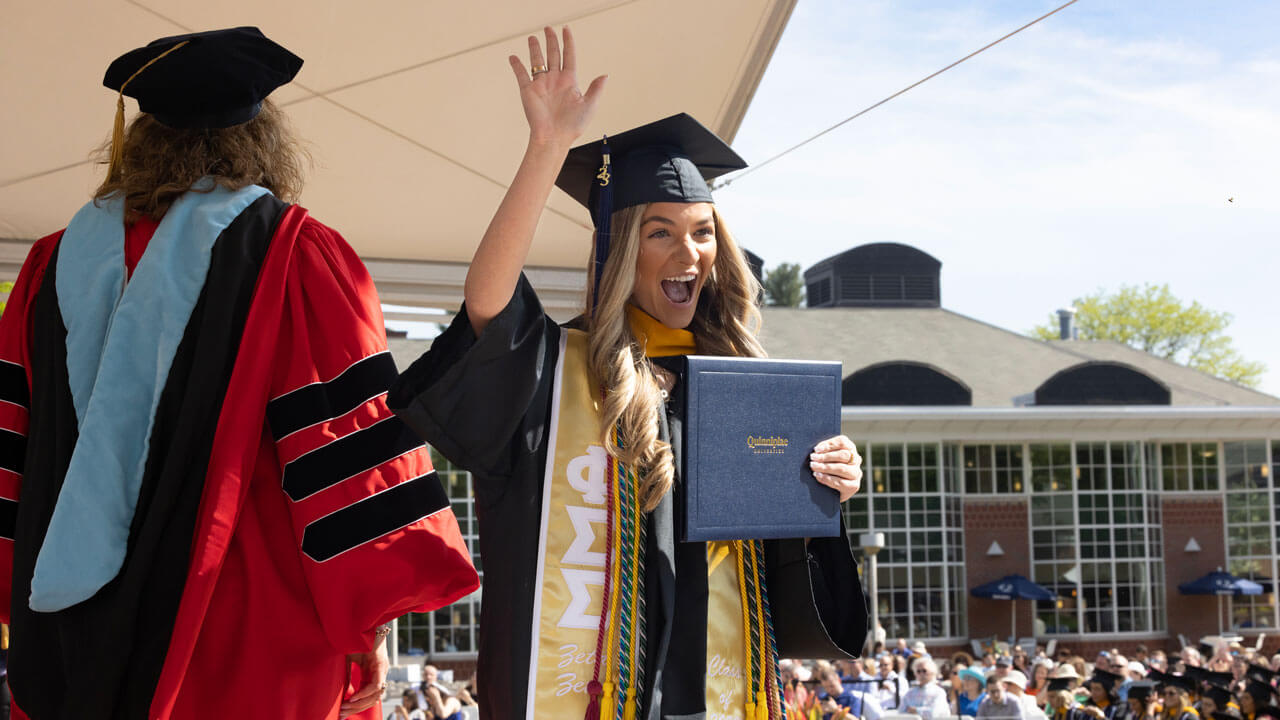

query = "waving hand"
[508,26,607,148]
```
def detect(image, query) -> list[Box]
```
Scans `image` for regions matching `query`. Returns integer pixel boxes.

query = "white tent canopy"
[0,0,794,317]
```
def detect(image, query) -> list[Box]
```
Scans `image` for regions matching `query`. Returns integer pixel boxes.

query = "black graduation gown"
[390,275,868,720]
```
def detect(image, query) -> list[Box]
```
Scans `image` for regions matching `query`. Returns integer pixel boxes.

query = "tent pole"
[1011,599,1017,643]
[1218,594,1224,635]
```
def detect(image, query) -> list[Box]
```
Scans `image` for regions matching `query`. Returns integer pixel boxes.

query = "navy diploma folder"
[678,355,843,542]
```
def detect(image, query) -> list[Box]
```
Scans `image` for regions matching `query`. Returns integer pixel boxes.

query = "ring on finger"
[531,64,549,75]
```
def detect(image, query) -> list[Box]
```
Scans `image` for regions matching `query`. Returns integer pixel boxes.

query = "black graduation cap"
[1159,674,1197,694]
[1200,642,1218,659]
[555,114,746,308]
[1128,682,1156,702]
[1186,666,1236,688]
[1089,669,1124,689]
[1246,680,1278,704]
[1203,685,1235,709]
[104,27,302,130]
[1048,677,1076,692]
[1211,713,1240,720]
[1257,705,1280,720]
[1248,664,1280,684]
[556,113,746,219]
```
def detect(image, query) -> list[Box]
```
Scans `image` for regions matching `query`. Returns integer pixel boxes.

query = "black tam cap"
[1257,705,1280,720]
[555,113,746,309]
[1048,677,1076,692]
[104,26,302,129]
[1128,682,1156,702]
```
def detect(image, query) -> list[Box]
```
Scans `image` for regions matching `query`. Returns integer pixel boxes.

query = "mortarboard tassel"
[105,39,191,182]
[591,135,612,312]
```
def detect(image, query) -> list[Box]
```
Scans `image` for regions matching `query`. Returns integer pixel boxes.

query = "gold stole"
[526,325,756,719]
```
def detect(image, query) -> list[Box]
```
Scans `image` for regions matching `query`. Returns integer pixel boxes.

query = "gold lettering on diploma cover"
[746,435,789,455]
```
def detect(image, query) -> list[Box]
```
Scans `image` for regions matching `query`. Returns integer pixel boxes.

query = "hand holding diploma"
[810,435,863,502]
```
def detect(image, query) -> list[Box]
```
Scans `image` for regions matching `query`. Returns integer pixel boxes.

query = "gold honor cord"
[107,40,192,181]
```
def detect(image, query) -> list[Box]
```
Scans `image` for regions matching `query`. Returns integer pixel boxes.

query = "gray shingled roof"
[755,306,1278,407]
[385,307,1278,408]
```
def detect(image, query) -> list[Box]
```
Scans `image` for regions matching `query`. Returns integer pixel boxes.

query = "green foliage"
[762,262,805,307]
[1030,284,1266,387]
[0,281,11,317]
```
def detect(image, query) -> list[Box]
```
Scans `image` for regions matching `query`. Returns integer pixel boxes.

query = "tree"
[763,263,805,307]
[1029,283,1266,388]
[0,281,12,316]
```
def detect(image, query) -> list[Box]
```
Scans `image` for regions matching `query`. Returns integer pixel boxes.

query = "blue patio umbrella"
[1178,569,1263,633]
[971,574,1056,639]
[1178,570,1264,596]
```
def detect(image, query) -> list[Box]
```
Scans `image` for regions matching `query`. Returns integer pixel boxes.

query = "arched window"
[1034,362,1170,405]
[842,361,972,406]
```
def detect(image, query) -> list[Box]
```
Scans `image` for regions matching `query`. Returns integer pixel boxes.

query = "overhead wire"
[714,0,1084,190]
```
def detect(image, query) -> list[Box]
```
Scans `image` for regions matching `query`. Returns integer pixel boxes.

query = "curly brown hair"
[93,99,309,220]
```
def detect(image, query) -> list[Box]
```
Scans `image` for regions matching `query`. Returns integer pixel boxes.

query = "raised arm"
[464,26,607,334]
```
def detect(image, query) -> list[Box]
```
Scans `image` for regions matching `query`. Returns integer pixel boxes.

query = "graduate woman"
[392,26,867,720]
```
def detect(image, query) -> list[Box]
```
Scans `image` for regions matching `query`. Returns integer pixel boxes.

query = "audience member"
[900,658,952,719]
[956,667,987,716]
[820,665,883,720]
[978,671,1024,720]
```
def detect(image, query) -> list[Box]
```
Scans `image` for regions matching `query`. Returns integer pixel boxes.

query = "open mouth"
[661,274,696,305]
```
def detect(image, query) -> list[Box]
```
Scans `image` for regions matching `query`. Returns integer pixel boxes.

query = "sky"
[712,0,1280,395]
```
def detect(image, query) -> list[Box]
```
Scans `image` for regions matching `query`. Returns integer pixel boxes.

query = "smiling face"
[629,201,717,329]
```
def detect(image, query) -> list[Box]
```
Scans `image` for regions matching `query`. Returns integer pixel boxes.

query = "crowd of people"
[779,639,1280,720]
[386,665,478,720]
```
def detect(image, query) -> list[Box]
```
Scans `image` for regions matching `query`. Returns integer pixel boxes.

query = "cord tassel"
[623,688,638,720]
[584,680,603,720]
[600,681,616,720]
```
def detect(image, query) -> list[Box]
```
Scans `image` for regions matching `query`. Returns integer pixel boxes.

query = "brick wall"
[964,498,1033,641]
[1161,496,1227,641]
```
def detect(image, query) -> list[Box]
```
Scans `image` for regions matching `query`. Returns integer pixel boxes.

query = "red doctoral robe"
[0,200,478,719]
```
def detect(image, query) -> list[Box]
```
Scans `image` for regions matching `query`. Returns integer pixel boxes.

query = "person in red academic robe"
[0,27,479,720]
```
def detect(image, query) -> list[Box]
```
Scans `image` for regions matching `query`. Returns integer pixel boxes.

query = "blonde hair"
[586,203,764,510]
[93,99,309,220]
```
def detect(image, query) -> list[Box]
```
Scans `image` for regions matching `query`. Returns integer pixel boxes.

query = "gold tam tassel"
[107,93,127,182]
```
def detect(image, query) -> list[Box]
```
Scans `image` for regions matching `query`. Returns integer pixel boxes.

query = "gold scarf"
[626,304,696,357]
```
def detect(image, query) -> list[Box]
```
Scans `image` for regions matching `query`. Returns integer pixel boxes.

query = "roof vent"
[803,243,941,308]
